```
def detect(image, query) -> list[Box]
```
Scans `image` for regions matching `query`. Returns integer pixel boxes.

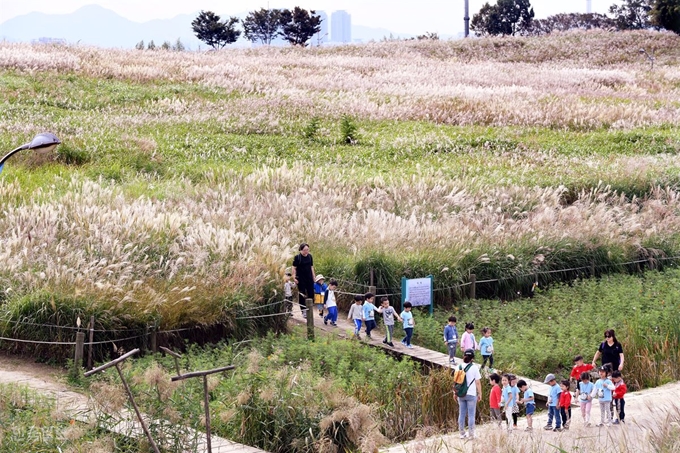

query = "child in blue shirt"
[400,302,414,348]
[479,327,495,370]
[501,374,515,433]
[576,371,595,426]
[313,275,328,318]
[362,292,377,339]
[543,373,562,431]
[443,316,458,362]
[594,367,615,427]
[517,380,535,431]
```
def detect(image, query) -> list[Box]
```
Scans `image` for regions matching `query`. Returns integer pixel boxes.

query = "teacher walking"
[453,348,483,440]
[592,329,624,373]
[291,243,315,319]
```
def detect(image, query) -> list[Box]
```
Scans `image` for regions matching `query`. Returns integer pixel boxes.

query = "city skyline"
[331,10,351,43]
[1,1,613,38]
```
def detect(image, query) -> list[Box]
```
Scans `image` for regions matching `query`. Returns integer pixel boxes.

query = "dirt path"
[0,352,264,453]
[384,381,680,453]
[0,353,90,416]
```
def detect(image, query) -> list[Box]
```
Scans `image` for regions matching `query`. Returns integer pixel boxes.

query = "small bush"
[340,115,358,144]
[303,116,321,140]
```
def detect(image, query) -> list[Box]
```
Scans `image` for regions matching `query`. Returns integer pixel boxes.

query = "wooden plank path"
[289,304,552,402]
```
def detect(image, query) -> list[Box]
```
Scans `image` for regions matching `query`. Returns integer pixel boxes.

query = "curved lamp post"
[0,132,61,175]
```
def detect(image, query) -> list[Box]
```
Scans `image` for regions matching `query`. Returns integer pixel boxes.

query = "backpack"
[453,363,474,397]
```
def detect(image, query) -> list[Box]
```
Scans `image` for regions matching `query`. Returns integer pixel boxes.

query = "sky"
[0,0,615,36]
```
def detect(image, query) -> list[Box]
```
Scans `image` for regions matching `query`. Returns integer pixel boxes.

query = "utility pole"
[464,0,470,38]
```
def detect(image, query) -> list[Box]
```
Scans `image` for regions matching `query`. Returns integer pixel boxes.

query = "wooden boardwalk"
[290,304,552,402]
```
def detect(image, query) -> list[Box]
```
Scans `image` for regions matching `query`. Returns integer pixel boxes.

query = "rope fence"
[0,253,677,368]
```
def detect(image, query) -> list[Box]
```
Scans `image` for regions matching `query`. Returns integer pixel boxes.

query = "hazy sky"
[1,1,615,35]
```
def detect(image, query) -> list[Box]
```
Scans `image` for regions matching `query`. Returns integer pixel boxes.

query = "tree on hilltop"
[471,0,535,36]
[650,0,680,34]
[280,7,322,46]
[192,10,241,49]
[243,8,285,45]
[608,0,653,29]
[526,12,616,35]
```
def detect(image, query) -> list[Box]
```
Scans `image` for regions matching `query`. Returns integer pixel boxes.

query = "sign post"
[401,275,434,316]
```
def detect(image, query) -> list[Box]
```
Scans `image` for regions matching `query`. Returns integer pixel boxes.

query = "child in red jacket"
[611,370,628,424]
[559,380,572,429]
[488,373,502,427]
[570,355,594,394]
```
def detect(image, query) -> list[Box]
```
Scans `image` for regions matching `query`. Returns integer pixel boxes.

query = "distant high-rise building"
[312,11,328,46]
[331,10,351,43]
[586,0,592,13]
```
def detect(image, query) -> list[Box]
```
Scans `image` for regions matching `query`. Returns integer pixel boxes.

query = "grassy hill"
[1,30,680,355]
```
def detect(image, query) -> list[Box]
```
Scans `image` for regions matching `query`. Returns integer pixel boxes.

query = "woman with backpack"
[453,349,482,440]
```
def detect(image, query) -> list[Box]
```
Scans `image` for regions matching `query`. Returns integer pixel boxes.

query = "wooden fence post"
[369,286,376,296]
[591,261,596,278]
[370,268,374,287]
[306,298,314,340]
[87,315,95,370]
[150,321,157,353]
[469,274,476,300]
[74,331,85,373]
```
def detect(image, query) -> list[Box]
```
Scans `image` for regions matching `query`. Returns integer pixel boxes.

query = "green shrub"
[340,115,358,144]
[302,116,321,140]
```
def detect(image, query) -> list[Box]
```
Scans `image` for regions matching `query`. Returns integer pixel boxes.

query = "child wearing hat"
[313,275,327,318]
[543,373,563,431]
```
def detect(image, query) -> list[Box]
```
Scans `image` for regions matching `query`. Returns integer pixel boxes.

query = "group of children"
[486,354,628,433]
[348,293,415,347]
[489,373,536,432]
[286,275,630,433]
[284,273,340,324]
[285,274,418,347]
[443,318,495,370]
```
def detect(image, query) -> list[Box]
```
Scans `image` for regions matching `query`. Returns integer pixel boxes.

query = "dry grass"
[0,31,679,131]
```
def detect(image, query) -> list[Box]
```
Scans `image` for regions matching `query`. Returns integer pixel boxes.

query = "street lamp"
[0,132,61,175]
[464,0,470,38]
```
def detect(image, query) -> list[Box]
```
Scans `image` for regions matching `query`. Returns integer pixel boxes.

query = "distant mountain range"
[0,4,429,50]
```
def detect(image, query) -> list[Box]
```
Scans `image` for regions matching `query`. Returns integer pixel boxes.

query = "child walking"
[576,371,594,426]
[443,316,458,363]
[594,367,615,427]
[611,370,627,424]
[479,327,495,370]
[570,355,594,395]
[543,373,562,431]
[400,302,414,348]
[489,373,502,427]
[323,280,338,326]
[460,322,478,353]
[376,296,402,347]
[283,272,295,317]
[509,375,520,429]
[313,275,327,318]
[347,295,364,339]
[517,379,535,431]
[501,374,515,433]
[362,292,377,339]
[559,380,572,429]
